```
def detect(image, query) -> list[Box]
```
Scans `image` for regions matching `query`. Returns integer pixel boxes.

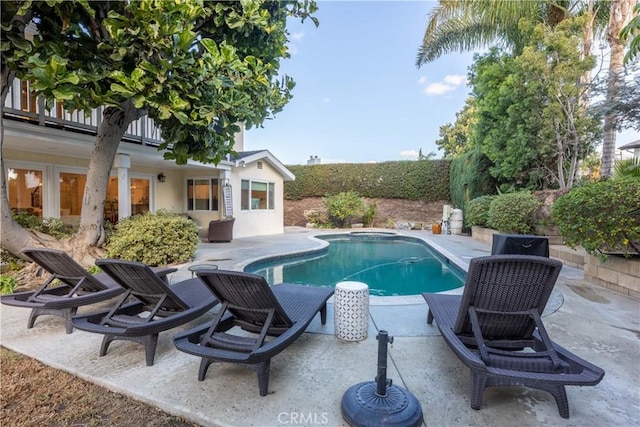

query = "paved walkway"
[1,228,639,426]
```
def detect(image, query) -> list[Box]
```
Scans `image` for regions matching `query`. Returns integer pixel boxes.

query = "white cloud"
[400,150,419,159]
[424,82,455,96]
[444,74,466,85]
[290,32,305,41]
[322,97,331,103]
[419,74,467,96]
[288,43,299,55]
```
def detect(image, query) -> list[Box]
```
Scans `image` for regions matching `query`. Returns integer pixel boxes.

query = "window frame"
[186,177,220,212]
[240,179,275,211]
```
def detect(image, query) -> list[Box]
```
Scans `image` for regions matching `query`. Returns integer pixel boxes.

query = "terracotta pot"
[432,223,442,234]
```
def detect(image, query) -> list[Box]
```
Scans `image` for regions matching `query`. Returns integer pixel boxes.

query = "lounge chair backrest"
[196,270,294,329]
[22,248,107,292]
[95,259,188,312]
[454,255,562,340]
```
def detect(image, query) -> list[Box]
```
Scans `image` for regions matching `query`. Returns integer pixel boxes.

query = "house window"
[241,179,274,211]
[7,168,43,217]
[130,178,150,215]
[187,178,219,211]
[59,172,86,217]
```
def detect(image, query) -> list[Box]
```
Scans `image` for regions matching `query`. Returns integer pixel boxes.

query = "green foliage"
[449,147,497,209]
[552,178,640,257]
[614,157,640,179]
[487,191,540,233]
[285,160,450,201]
[435,97,477,159]
[323,192,365,228]
[471,18,600,190]
[621,4,640,65]
[362,201,377,228]
[464,195,496,227]
[0,275,17,295]
[303,209,329,227]
[4,0,318,165]
[12,212,75,238]
[106,211,199,266]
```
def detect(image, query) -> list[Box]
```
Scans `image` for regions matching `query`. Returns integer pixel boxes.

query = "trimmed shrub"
[323,191,365,228]
[552,178,640,257]
[464,195,496,227]
[106,210,199,266]
[487,191,540,234]
[285,160,450,201]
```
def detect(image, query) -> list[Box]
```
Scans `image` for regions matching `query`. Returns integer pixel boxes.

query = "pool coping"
[234,230,468,306]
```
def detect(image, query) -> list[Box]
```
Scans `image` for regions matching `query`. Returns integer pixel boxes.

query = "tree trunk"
[601,0,636,178]
[71,101,143,250]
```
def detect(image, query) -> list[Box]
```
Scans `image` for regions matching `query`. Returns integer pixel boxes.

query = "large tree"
[600,0,636,178]
[1,0,317,259]
[470,18,600,190]
[416,1,636,180]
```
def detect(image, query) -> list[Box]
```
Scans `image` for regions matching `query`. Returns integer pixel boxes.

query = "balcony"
[2,79,163,146]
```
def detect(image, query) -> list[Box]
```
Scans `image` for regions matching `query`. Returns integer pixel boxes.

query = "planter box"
[585,254,640,299]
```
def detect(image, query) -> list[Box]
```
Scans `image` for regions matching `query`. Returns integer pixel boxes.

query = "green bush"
[362,201,377,227]
[487,191,540,234]
[303,209,329,227]
[552,178,640,257]
[449,147,497,209]
[464,195,496,227]
[12,212,75,238]
[106,210,199,266]
[323,191,365,228]
[0,275,17,295]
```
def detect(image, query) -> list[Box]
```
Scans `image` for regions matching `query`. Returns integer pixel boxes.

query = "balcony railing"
[3,78,163,146]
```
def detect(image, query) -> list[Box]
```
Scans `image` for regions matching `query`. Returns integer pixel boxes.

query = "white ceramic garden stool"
[334,281,370,341]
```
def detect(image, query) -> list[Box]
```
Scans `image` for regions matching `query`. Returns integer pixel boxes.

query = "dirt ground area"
[0,347,198,426]
[284,197,448,228]
[1,198,450,426]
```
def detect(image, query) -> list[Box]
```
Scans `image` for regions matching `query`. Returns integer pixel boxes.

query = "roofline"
[235,150,295,181]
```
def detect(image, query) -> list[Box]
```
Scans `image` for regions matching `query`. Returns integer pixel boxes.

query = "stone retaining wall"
[584,255,640,299]
[471,226,639,299]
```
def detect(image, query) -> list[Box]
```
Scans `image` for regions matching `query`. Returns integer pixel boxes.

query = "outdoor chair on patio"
[422,255,604,419]
[173,269,334,396]
[0,248,136,334]
[71,259,218,366]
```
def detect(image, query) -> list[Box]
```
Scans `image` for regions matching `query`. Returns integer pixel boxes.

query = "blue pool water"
[245,234,465,296]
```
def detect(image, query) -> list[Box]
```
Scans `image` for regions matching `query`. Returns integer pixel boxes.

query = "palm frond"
[416,20,506,66]
[614,157,640,179]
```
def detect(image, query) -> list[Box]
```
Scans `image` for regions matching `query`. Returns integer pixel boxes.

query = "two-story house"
[3,79,294,240]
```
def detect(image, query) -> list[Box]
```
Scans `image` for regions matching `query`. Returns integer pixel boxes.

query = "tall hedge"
[284,160,450,201]
[449,147,497,208]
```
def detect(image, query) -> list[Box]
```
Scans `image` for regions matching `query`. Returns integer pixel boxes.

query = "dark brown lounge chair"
[1,248,136,333]
[423,255,604,419]
[71,259,217,366]
[173,269,334,396]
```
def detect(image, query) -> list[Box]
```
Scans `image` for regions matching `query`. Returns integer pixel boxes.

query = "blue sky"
[243,1,638,165]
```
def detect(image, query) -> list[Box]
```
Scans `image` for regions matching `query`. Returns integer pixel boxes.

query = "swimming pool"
[245,233,465,296]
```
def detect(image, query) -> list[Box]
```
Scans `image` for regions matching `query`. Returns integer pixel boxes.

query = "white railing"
[3,78,163,146]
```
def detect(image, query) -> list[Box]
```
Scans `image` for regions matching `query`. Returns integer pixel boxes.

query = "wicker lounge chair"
[1,248,138,334]
[173,269,334,396]
[71,259,217,366]
[422,255,604,419]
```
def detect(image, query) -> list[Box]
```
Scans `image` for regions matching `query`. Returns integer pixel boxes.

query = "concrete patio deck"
[1,228,638,426]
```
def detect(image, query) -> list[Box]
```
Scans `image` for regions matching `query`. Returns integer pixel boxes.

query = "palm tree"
[416,0,637,179]
[415,0,569,67]
[601,0,637,178]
